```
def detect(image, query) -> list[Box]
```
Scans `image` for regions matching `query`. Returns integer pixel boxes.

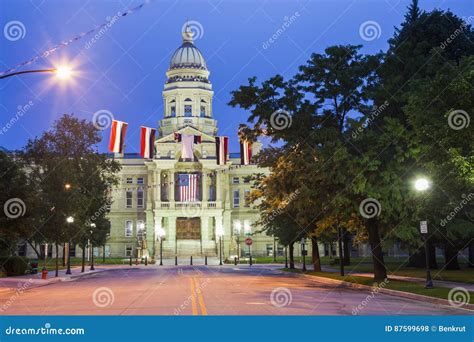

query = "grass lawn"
[326,261,474,284]
[283,268,474,304]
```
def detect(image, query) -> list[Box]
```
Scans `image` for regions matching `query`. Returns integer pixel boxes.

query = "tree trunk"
[81,244,86,273]
[428,241,438,269]
[342,229,351,265]
[469,241,474,268]
[311,235,321,272]
[444,243,460,270]
[55,242,59,277]
[366,218,387,281]
[408,247,425,267]
[289,243,295,269]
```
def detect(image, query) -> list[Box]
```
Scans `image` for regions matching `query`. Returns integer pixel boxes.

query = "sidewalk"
[0,264,143,293]
[295,263,474,291]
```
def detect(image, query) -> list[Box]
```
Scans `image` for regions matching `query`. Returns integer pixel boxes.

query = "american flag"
[178,174,199,202]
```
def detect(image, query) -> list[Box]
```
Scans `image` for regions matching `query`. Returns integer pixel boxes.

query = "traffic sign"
[245,237,253,246]
[420,221,428,234]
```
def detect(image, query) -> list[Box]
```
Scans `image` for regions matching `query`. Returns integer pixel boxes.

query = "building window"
[200,106,206,117]
[126,177,133,184]
[137,177,144,184]
[125,220,133,237]
[137,189,144,208]
[126,190,133,208]
[69,244,76,257]
[18,242,27,256]
[233,190,240,208]
[244,189,251,207]
[125,246,133,257]
[170,106,176,117]
[266,244,273,256]
[137,220,145,237]
[232,177,239,184]
[184,105,192,117]
[243,177,250,184]
[277,245,284,256]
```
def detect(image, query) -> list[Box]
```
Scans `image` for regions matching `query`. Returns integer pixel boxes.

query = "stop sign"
[245,237,253,246]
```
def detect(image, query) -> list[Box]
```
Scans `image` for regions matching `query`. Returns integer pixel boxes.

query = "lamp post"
[90,223,96,271]
[414,177,433,289]
[301,238,307,272]
[216,223,224,266]
[0,66,73,80]
[235,221,242,261]
[157,226,165,266]
[65,216,74,275]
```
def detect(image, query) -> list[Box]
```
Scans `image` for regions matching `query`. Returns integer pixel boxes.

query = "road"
[0,265,469,315]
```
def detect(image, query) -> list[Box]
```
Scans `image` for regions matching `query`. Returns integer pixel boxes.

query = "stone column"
[154,169,161,202]
[202,170,208,202]
[153,215,162,258]
[216,172,222,202]
[169,171,175,202]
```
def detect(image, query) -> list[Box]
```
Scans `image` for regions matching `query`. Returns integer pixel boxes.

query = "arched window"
[184,105,192,117]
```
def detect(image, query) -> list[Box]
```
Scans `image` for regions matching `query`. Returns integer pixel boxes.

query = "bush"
[0,257,30,276]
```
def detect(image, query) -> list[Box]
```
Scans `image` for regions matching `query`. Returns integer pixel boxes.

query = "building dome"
[169,26,207,70]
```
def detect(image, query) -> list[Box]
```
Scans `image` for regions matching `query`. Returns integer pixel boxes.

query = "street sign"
[420,221,428,234]
[245,237,253,246]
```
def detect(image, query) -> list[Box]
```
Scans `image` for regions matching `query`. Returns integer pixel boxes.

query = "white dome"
[169,27,207,70]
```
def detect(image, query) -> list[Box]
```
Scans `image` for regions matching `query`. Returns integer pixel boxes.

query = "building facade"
[106,26,275,260]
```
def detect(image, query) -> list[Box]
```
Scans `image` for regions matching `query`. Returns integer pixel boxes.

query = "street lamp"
[216,222,224,266]
[414,177,433,289]
[90,223,96,271]
[156,225,165,266]
[65,216,74,275]
[0,66,74,80]
[64,183,72,190]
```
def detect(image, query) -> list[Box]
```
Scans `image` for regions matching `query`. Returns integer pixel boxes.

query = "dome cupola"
[169,25,207,70]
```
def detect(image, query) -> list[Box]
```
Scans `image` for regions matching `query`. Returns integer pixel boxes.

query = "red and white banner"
[240,139,252,165]
[140,126,156,159]
[109,120,128,153]
[174,133,201,160]
[215,136,228,165]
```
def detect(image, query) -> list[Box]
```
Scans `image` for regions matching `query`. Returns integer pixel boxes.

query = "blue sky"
[0,0,471,153]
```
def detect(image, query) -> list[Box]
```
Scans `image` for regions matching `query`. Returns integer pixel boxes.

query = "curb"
[283,270,474,312]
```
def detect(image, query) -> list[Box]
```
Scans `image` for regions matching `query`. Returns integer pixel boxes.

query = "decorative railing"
[156,201,221,209]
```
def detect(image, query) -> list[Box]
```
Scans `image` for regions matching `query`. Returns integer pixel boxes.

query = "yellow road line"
[189,277,198,315]
[193,277,208,315]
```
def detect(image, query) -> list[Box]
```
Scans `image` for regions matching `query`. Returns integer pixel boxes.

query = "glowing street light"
[413,176,433,289]
[156,224,165,266]
[0,65,74,80]
[64,183,72,190]
[65,216,74,274]
[414,178,430,192]
[55,66,73,79]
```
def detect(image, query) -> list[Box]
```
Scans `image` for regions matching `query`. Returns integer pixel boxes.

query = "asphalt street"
[0,265,469,315]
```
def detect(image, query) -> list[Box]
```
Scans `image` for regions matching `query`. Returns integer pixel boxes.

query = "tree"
[0,151,39,256]
[23,114,120,275]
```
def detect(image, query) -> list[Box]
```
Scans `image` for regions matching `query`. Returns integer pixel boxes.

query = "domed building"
[105,25,280,261]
